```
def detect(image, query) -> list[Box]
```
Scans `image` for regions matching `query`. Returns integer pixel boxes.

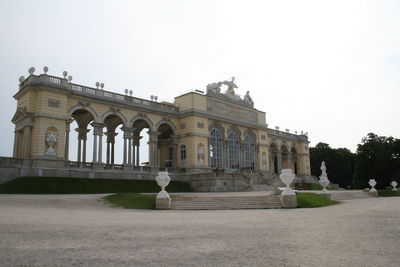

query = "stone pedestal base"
[280,195,297,208]
[156,197,171,210]
[368,191,378,197]
[319,192,331,199]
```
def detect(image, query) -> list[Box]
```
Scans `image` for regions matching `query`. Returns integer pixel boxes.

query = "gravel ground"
[0,194,399,267]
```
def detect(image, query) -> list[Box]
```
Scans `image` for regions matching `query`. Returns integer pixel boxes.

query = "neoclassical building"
[1,68,312,191]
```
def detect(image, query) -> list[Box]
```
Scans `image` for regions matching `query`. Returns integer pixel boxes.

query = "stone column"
[76,128,90,163]
[64,120,72,160]
[223,140,228,169]
[98,134,103,163]
[92,134,98,163]
[22,126,32,158]
[122,127,134,166]
[148,131,158,167]
[171,135,179,168]
[13,130,20,158]
[277,151,282,174]
[288,154,292,171]
[105,131,117,165]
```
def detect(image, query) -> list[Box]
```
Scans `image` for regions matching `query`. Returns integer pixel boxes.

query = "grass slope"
[297,192,339,208]
[378,190,400,197]
[0,177,192,194]
[103,193,156,209]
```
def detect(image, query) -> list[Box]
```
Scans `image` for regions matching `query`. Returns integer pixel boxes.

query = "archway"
[157,123,175,168]
[132,119,151,167]
[69,109,95,164]
[103,114,124,166]
[291,147,298,174]
[209,128,223,168]
[269,143,279,174]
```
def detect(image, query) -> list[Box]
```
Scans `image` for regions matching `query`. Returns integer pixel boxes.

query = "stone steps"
[170,195,282,210]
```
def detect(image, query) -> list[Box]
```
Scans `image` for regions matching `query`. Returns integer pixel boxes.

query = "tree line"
[310,133,400,189]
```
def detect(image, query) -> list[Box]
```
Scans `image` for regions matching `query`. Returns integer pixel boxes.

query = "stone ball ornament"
[279,168,296,195]
[63,71,68,79]
[19,76,25,83]
[129,90,133,96]
[68,75,73,82]
[43,66,49,74]
[28,67,35,75]
[95,82,100,88]
[156,171,171,199]
[124,89,128,95]
[100,83,104,89]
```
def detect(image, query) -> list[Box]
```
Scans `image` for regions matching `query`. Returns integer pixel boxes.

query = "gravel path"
[0,194,399,266]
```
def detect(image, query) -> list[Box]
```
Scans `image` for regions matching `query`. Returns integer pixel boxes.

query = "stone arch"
[227,125,242,139]
[156,119,176,134]
[130,115,154,131]
[243,128,257,141]
[68,105,98,122]
[208,121,225,137]
[100,110,128,126]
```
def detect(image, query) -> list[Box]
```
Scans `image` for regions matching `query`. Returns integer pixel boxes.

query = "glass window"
[244,135,255,170]
[209,128,223,168]
[228,132,240,169]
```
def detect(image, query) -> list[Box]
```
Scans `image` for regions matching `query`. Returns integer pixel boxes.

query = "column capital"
[75,128,90,140]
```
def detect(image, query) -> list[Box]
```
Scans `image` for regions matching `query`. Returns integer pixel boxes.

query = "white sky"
[1,0,399,162]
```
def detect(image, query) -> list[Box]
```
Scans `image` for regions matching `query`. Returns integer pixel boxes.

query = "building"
[0,67,313,191]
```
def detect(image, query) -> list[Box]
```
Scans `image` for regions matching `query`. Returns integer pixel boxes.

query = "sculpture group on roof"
[206,77,254,106]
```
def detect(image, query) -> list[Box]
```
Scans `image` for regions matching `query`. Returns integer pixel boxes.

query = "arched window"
[180,145,186,165]
[209,128,223,168]
[244,135,255,170]
[228,132,240,169]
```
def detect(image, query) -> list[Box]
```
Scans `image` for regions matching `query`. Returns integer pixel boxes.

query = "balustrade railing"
[19,74,179,113]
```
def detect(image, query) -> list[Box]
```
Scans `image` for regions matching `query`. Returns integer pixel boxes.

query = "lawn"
[378,190,400,197]
[0,176,192,194]
[103,193,156,209]
[297,192,339,208]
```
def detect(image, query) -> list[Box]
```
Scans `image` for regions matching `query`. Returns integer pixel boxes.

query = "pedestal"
[280,195,297,208]
[156,197,171,209]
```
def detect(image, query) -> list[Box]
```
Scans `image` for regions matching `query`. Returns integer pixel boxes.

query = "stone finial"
[124,89,128,95]
[100,83,104,89]
[67,75,73,82]
[63,71,68,79]
[19,76,25,83]
[275,126,279,130]
[129,90,133,96]
[95,82,100,88]
[285,129,290,133]
[150,95,154,101]
[43,66,49,74]
[295,131,298,134]
[28,67,35,75]
[154,96,158,102]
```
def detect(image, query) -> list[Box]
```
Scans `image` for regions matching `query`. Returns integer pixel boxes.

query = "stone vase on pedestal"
[279,168,296,196]
[155,171,171,209]
[390,181,398,191]
[45,131,57,156]
[369,179,377,192]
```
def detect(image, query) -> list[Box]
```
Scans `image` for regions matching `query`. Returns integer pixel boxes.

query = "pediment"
[11,107,33,123]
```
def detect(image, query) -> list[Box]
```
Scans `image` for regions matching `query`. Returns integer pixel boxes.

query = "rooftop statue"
[243,90,253,105]
[223,76,238,96]
[206,82,222,94]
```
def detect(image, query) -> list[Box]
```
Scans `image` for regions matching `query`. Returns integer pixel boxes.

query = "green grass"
[103,193,156,209]
[378,190,400,197]
[0,176,192,194]
[297,192,339,208]
[295,183,336,190]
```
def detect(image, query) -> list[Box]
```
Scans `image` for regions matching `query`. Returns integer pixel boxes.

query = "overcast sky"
[1,0,399,160]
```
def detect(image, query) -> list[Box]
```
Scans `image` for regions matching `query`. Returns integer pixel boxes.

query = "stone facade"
[1,72,312,190]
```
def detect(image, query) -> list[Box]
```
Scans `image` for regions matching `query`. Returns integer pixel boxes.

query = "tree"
[354,133,400,189]
[310,143,355,188]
